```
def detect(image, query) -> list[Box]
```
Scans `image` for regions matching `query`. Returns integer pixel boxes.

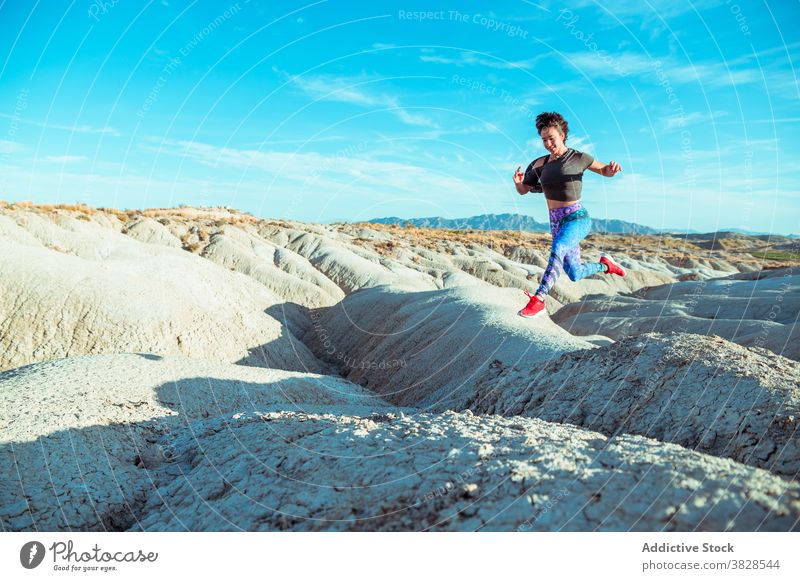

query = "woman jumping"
[513,111,626,318]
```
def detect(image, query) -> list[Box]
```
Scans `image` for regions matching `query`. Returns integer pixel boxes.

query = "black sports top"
[522,148,595,202]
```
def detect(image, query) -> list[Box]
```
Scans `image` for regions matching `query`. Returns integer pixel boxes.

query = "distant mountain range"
[367,213,661,234]
[364,213,798,238]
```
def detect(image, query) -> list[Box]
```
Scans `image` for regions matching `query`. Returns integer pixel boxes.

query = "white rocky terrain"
[0,353,394,531]
[553,268,799,360]
[0,202,798,531]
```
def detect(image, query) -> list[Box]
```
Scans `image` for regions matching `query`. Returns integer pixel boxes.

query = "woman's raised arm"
[588,159,622,177]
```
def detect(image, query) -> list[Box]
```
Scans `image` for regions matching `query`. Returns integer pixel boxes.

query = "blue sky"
[0,0,798,234]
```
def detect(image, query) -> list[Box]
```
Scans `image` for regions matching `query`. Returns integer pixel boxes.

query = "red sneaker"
[518,288,546,318]
[600,253,626,277]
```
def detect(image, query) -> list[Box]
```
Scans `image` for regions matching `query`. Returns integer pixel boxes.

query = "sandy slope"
[300,284,596,407]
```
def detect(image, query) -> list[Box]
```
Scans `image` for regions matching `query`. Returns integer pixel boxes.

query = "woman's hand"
[514,166,528,195]
[514,165,525,185]
[603,161,622,177]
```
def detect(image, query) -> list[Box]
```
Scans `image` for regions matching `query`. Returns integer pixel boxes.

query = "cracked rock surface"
[129,410,800,532]
[0,353,394,532]
[455,332,800,477]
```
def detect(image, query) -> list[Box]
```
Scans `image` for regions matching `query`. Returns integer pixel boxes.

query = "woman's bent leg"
[562,244,605,281]
[535,214,600,296]
[562,219,606,281]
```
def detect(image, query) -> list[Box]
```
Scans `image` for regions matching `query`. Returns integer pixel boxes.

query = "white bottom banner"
[1,532,797,579]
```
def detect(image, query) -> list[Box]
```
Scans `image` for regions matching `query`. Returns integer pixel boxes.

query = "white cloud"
[646,138,781,164]
[562,0,720,40]
[659,110,729,132]
[420,50,545,70]
[43,155,88,163]
[725,41,800,67]
[0,163,221,208]
[0,113,121,137]
[562,51,653,78]
[137,137,501,197]
[572,0,720,20]
[412,122,499,140]
[564,135,594,153]
[715,117,800,125]
[512,2,552,16]
[275,67,439,128]
[0,140,25,154]
[562,50,763,91]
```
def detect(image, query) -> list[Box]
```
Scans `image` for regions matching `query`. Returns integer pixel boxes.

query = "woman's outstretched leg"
[534,209,599,297]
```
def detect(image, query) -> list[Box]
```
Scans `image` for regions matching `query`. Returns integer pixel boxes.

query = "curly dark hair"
[535,112,569,142]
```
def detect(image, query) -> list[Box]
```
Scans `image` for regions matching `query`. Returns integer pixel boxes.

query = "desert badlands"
[0,202,798,531]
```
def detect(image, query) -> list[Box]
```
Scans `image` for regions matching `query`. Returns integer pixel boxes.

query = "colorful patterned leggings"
[535,202,606,298]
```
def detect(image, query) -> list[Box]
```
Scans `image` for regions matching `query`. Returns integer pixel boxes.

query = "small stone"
[477,443,494,460]
[461,483,479,497]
